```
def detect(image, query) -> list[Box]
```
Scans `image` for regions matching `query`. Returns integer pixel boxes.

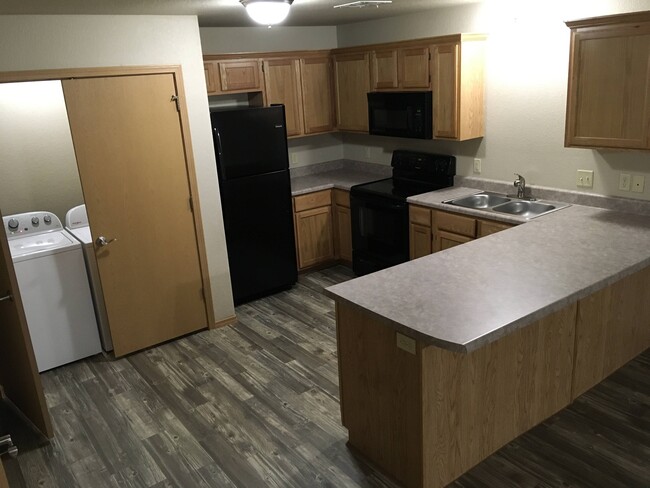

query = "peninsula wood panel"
[334,53,370,132]
[263,58,304,137]
[421,304,576,487]
[572,265,650,398]
[0,461,7,488]
[300,57,335,134]
[337,303,423,488]
[565,21,650,149]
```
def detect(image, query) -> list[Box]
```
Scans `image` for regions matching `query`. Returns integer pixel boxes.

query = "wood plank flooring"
[10,266,650,487]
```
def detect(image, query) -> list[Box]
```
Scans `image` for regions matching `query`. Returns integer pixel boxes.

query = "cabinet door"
[400,47,430,89]
[566,26,650,149]
[295,206,335,269]
[264,58,304,137]
[434,230,473,252]
[432,43,459,139]
[204,61,219,94]
[410,223,432,259]
[334,52,371,132]
[435,210,476,238]
[300,57,335,134]
[218,59,262,92]
[334,204,353,263]
[371,49,399,90]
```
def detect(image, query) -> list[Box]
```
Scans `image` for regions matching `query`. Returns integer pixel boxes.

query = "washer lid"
[65,226,92,245]
[9,231,78,260]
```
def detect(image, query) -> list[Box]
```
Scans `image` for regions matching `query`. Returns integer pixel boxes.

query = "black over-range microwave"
[367,91,432,139]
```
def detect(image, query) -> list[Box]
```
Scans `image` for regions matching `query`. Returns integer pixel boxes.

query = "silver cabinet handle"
[96,236,117,247]
[0,292,12,303]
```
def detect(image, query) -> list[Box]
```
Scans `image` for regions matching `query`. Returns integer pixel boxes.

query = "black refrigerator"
[211,106,298,305]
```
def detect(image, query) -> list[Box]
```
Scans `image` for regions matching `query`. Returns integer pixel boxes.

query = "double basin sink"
[445,192,568,219]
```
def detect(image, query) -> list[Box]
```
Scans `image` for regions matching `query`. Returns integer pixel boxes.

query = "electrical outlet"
[632,175,645,193]
[473,158,482,174]
[289,152,297,165]
[619,173,631,191]
[576,169,594,188]
[365,146,372,159]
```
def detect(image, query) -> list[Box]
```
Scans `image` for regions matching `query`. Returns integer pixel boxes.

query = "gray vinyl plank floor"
[12,266,650,487]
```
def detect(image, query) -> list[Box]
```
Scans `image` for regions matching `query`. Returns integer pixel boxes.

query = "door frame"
[0,66,216,329]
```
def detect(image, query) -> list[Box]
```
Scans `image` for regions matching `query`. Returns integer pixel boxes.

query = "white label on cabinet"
[396,332,416,355]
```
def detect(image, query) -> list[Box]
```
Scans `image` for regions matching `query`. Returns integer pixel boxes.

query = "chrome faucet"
[514,173,526,199]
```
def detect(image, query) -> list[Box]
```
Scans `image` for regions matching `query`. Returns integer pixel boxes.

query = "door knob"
[0,292,12,303]
[96,236,117,247]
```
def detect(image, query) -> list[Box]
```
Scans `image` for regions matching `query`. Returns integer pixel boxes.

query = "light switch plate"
[396,333,416,355]
[576,169,594,188]
[619,173,631,191]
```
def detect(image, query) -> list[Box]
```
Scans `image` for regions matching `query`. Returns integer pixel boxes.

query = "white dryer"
[65,204,113,351]
[3,211,101,372]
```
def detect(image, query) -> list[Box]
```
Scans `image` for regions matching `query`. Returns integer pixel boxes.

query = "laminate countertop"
[325,186,650,353]
[290,167,389,196]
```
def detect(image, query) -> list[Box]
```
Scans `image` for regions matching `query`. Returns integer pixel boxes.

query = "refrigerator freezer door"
[211,106,289,181]
[220,170,297,304]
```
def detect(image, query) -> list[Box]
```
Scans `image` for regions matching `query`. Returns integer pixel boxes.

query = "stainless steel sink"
[491,200,556,218]
[447,192,511,209]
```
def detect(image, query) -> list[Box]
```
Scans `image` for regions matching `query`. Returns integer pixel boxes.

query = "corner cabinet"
[565,12,650,150]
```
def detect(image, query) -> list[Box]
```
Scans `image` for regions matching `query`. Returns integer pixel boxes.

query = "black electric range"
[350,150,456,276]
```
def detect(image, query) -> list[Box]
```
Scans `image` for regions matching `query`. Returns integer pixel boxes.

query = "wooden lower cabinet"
[335,263,650,487]
[333,189,352,263]
[410,206,515,258]
[294,189,353,271]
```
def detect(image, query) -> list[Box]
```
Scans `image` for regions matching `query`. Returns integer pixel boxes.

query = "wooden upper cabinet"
[300,56,335,134]
[565,13,650,150]
[371,49,399,90]
[218,59,262,93]
[204,61,219,94]
[371,46,430,90]
[334,52,371,132]
[432,37,485,141]
[263,58,304,137]
[399,46,430,88]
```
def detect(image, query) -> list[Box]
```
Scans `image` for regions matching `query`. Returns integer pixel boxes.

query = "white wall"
[0,80,84,221]
[200,25,344,167]
[337,0,650,200]
[0,15,234,321]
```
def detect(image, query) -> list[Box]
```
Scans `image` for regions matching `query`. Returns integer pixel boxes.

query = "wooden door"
[334,205,352,263]
[434,230,472,252]
[0,460,8,488]
[300,57,335,134]
[264,58,304,136]
[432,43,459,139]
[62,74,209,357]
[566,25,650,149]
[399,47,430,89]
[477,219,513,238]
[371,49,399,90]
[409,223,432,259]
[334,53,370,132]
[203,61,219,94]
[0,209,52,438]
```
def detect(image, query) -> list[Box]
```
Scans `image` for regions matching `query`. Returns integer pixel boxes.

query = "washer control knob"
[7,218,19,230]
[43,215,52,224]
[31,217,40,226]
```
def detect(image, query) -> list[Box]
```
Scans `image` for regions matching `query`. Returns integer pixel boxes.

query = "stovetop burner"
[351,150,456,201]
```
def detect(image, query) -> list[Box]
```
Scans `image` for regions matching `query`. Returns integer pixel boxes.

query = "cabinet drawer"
[435,210,476,237]
[409,205,431,226]
[294,190,332,212]
[477,219,514,238]
[333,189,350,207]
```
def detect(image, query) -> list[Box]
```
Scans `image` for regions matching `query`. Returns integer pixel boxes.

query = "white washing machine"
[65,204,113,351]
[3,211,101,372]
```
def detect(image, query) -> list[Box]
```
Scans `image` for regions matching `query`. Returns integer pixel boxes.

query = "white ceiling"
[0,0,480,27]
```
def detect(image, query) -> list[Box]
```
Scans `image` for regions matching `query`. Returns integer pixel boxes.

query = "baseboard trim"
[211,314,237,330]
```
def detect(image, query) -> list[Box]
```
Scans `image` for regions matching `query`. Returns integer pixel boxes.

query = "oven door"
[350,193,409,276]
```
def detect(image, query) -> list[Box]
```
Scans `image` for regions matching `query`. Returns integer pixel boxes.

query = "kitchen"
[0,0,649,486]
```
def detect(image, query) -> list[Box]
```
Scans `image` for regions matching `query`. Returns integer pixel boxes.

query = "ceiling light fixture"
[241,0,293,25]
[334,0,392,8]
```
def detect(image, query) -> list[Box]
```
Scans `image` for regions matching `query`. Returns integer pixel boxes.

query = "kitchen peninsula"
[325,193,650,488]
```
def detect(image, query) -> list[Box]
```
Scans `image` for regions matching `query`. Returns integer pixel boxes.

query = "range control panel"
[3,212,63,238]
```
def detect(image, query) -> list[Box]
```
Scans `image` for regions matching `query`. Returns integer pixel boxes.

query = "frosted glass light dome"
[245,1,291,25]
